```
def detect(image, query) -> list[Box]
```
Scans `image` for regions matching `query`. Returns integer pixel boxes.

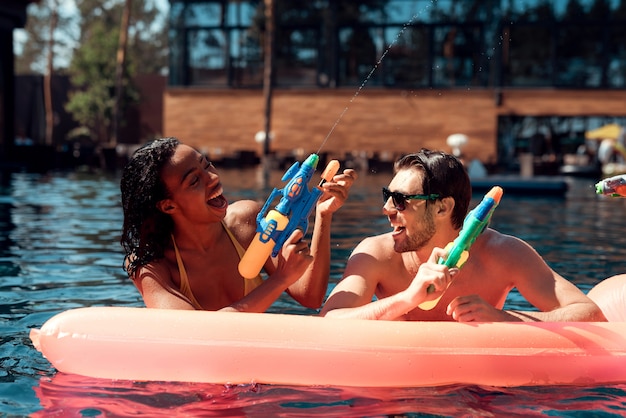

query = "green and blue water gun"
[419,185,504,310]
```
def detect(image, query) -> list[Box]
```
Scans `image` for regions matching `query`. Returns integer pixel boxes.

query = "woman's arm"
[287,169,357,308]
[133,263,197,310]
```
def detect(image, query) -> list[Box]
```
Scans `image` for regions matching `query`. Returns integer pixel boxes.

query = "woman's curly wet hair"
[120,137,180,277]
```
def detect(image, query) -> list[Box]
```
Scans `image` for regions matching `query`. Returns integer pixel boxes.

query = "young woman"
[120,137,356,311]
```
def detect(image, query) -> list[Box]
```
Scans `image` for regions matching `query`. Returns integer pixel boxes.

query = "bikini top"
[172,221,264,309]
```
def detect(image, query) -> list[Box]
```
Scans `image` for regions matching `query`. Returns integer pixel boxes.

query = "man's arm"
[511,269,606,322]
[320,241,454,320]
[505,236,605,322]
[322,285,419,320]
[319,236,388,318]
[447,234,606,322]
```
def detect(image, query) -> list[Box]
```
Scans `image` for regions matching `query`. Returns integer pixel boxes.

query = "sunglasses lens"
[393,194,406,211]
[383,188,405,211]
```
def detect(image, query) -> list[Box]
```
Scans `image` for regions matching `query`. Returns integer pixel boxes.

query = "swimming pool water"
[1,168,625,417]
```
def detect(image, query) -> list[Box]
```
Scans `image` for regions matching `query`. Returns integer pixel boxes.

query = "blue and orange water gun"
[418,186,504,310]
[238,154,340,279]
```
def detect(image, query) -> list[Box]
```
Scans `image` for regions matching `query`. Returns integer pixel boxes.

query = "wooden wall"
[164,88,626,165]
[495,90,626,116]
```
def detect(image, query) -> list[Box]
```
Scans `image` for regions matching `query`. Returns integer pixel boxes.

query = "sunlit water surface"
[1,168,625,417]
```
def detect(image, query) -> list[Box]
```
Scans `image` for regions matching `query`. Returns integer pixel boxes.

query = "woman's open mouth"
[207,194,227,209]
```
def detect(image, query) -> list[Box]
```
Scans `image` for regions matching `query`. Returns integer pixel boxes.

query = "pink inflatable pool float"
[30,307,626,387]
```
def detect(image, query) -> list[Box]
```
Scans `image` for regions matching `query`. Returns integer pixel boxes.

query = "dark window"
[168,0,626,90]
[275,28,320,87]
[505,23,553,87]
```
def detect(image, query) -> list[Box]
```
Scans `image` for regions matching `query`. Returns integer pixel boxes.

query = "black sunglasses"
[382,187,439,211]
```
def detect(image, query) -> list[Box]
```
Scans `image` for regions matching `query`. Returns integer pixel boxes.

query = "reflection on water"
[31,374,626,418]
[1,168,626,416]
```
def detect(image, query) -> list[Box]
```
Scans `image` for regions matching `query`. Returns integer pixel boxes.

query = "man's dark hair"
[394,149,471,229]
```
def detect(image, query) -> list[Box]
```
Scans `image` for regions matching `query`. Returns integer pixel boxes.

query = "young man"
[321,149,606,322]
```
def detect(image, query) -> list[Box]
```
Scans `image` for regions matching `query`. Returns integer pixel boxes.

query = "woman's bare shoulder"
[133,258,174,289]
[133,259,196,309]
[224,199,263,244]
[226,200,262,224]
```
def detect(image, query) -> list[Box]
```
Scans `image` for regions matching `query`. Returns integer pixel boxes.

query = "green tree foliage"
[15,0,76,74]
[16,0,168,74]
[75,0,168,75]
[65,18,138,145]
[16,0,168,146]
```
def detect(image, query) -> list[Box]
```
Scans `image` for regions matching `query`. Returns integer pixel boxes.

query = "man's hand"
[447,294,515,322]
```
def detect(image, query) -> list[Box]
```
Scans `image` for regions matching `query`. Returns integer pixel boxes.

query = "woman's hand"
[272,229,313,287]
[317,169,358,216]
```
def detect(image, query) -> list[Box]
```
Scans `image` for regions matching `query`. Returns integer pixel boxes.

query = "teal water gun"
[418,186,504,310]
[238,154,340,279]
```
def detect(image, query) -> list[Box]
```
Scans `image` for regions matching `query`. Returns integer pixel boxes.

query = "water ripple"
[1,171,626,416]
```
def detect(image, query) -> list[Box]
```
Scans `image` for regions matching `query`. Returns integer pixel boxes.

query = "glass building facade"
[168,0,626,90]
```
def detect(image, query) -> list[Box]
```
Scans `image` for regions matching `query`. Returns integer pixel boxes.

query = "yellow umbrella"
[585,123,623,140]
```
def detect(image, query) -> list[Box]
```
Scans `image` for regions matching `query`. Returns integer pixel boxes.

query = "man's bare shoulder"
[351,232,396,261]
[477,228,547,273]
[480,228,535,253]
[329,233,397,300]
